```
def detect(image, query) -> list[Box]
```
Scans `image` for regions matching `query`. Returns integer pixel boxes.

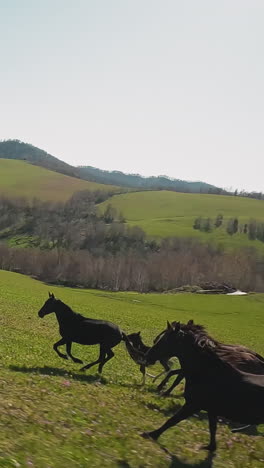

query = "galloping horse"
[143,320,264,451]
[38,293,124,373]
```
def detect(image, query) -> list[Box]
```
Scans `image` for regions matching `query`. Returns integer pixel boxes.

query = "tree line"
[0,192,156,255]
[193,214,264,241]
[0,237,263,292]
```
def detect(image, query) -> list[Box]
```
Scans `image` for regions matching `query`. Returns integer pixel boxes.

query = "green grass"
[0,159,121,201]
[99,191,264,251]
[0,270,263,467]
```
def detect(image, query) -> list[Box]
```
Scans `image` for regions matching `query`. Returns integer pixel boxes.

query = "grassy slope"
[0,270,263,467]
[0,159,121,201]
[100,191,264,251]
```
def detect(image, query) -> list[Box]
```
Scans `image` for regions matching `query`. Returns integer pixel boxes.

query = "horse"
[142,320,264,451]
[156,319,264,396]
[123,331,172,385]
[38,292,124,373]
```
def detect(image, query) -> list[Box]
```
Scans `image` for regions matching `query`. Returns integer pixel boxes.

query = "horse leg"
[53,338,68,359]
[201,412,217,452]
[151,358,172,382]
[157,369,181,392]
[152,369,168,383]
[79,345,105,372]
[66,342,83,364]
[141,402,197,440]
[98,348,114,374]
[160,359,171,372]
[140,364,146,385]
[161,371,185,396]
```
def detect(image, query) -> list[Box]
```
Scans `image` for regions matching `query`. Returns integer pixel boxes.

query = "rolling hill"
[0,140,224,194]
[99,190,264,251]
[0,159,121,201]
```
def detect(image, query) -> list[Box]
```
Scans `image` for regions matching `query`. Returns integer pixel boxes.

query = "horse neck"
[176,341,218,376]
[137,337,149,353]
[54,301,76,325]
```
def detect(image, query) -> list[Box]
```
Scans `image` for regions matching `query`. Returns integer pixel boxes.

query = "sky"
[1,0,264,192]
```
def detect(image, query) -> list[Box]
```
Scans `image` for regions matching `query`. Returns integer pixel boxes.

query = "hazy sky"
[1,1,264,191]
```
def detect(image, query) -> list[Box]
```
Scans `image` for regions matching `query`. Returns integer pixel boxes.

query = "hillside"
[0,269,263,467]
[0,159,120,201]
[99,190,264,251]
[1,140,224,194]
[78,165,223,193]
[0,139,79,178]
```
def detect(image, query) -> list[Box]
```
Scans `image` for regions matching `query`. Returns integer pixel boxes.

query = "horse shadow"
[141,401,262,436]
[9,365,107,384]
[117,452,215,468]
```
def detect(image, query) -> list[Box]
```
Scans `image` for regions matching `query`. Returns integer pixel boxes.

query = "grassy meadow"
[0,269,263,467]
[0,159,121,201]
[99,191,264,252]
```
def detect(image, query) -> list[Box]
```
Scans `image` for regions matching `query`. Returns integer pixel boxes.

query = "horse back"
[60,317,123,347]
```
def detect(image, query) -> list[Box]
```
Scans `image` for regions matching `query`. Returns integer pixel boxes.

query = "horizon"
[1,1,264,192]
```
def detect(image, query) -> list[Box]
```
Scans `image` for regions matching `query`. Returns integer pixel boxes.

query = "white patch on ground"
[226,290,247,296]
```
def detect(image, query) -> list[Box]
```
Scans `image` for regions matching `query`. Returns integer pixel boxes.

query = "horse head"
[145,321,184,365]
[38,292,57,318]
[127,332,142,348]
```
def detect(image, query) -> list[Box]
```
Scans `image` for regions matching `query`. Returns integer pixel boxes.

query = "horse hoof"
[141,431,158,441]
[200,444,216,452]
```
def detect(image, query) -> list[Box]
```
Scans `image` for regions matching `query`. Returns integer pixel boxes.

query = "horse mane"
[178,321,264,372]
[179,322,218,350]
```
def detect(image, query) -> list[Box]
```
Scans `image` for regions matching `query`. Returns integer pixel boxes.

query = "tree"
[103,204,117,224]
[226,218,238,236]
[193,217,202,230]
[248,220,257,240]
[215,214,223,228]
[201,218,212,233]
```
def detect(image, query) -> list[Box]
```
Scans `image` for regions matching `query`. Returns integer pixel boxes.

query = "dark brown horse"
[143,320,264,451]
[38,293,124,373]
[157,319,264,395]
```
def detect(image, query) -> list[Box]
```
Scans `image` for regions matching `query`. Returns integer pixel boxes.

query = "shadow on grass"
[167,451,215,468]
[9,365,107,384]
[116,452,215,468]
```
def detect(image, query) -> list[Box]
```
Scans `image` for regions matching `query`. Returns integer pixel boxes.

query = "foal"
[124,331,171,385]
[38,292,124,373]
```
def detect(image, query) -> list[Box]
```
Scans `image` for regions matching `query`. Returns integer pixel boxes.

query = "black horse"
[123,331,171,385]
[143,320,264,451]
[38,293,124,373]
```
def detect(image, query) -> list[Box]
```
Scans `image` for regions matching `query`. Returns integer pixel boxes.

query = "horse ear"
[48,292,51,297]
[187,319,194,326]
[167,321,173,331]
[137,331,141,336]
[173,321,181,332]
[51,293,55,299]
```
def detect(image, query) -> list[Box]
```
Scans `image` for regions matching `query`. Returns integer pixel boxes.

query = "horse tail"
[122,333,145,364]
[121,332,128,342]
